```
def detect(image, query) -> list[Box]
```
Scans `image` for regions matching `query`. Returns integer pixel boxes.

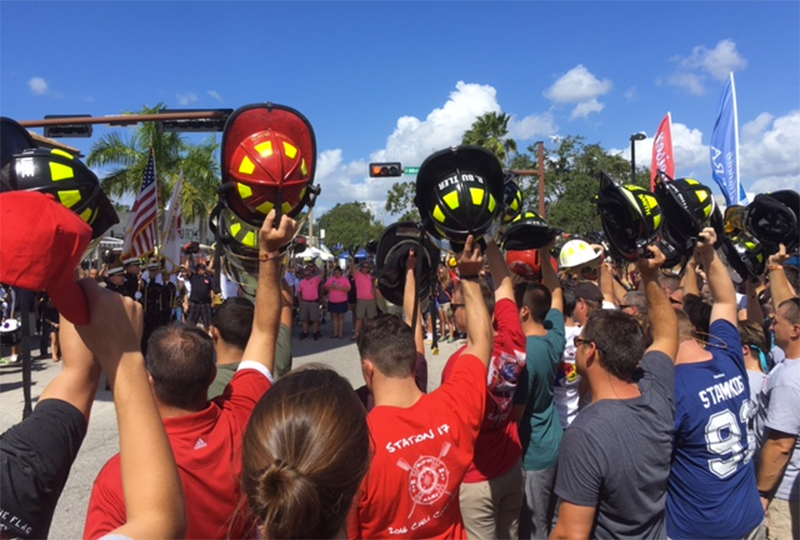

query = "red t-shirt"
[441,298,526,483]
[83,363,272,540]
[348,354,487,540]
[297,275,321,301]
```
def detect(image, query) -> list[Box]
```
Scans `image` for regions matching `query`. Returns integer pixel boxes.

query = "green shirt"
[207,323,293,400]
[514,309,565,471]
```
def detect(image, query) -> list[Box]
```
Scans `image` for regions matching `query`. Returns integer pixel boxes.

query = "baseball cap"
[0,191,92,324]
[574,282,604,304]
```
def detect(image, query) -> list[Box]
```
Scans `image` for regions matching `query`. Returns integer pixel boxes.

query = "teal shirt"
[514,308,566,471]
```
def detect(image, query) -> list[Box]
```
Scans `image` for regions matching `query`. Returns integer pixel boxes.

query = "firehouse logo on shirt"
[397,442,453,518]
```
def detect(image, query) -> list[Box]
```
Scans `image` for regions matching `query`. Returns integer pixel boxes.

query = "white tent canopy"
[294,246,334,262]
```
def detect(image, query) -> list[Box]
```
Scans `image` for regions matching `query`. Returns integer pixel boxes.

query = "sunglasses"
[573,336,594,348]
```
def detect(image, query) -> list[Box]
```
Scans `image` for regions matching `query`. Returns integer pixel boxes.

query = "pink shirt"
[297,275,321,301]
[354,270,375,300]
[325,276,351,304]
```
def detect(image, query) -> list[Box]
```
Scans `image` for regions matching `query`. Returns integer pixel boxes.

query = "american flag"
[122,148,159,259]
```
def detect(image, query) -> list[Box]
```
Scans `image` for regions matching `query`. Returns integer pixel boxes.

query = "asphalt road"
[0,320,463,539]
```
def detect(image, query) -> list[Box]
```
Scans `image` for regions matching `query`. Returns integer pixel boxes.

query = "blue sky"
[2,1,798,221]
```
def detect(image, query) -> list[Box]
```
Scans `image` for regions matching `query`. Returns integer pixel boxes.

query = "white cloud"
[177,92,198,105]
[544,65,612,104]
[623,87,638,102]
[666,72,706,96]
[571,98,605,120]
[208,90,223,102]
[543,65,611,120]
[666,39,747,94]
[28,77,49,95]
[508,112,556,140]
[680,39,748,81]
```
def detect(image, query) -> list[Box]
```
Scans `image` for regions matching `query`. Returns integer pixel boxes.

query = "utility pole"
[509,141,546,217]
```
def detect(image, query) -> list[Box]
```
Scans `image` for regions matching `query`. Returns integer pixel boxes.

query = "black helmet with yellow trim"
[501,210,562,251]
[502,178,524,223]
[717,232,766,283]
[415,145,504,250]
[0,147,118,239]
[654,173,716,243]
[746,190,799,253]
[594,171,662,261]
[220,103,320,227]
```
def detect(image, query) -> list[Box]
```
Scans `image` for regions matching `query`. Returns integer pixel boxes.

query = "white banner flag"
[160,170,184,271]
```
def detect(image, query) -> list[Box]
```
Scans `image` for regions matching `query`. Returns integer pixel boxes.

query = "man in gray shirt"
[551,246,678,540]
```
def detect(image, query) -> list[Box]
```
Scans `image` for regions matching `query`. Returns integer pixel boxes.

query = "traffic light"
[369,162,403,177]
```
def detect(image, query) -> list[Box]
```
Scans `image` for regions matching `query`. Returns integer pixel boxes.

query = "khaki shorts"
[356,298,377,319]
[299,300,320,322]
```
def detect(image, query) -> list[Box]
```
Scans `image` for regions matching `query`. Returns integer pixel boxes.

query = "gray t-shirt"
[555,350,675,539]
[755,356,800,501]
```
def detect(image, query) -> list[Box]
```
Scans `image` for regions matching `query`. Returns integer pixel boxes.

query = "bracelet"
[758,489,771,499]
[259,251,282,262]
[460,274,481,281]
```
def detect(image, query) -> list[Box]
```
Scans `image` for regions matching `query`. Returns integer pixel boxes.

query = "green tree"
[86,103,221,231]
[462,112,518,164]
[542,135,650,235]
[317,202,384,253]
[384,180,420,222]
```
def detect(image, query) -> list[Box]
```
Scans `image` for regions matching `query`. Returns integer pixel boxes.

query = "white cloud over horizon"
[208,90,223,102]
[176,92,198,106]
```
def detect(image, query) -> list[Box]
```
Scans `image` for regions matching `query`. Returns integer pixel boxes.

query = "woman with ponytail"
[242,365,371,539]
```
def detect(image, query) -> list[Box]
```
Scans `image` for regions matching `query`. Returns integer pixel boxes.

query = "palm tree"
[461,112,518,165]
[86,103,221,231]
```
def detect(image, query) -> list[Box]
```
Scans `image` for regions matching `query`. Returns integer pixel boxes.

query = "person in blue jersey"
[666,227,765,540]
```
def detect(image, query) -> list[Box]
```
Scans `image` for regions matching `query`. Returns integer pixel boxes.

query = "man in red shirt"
[441,238,526,539]
[84,210,297,540]
[348,235,493,539]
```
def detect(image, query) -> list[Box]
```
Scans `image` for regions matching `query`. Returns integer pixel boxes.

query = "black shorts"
[328,301,349,314]
[1,399,87,539]
[187,302,212,328]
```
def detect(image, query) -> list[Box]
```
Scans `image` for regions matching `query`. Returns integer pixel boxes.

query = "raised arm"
[682,256,702,297]
[638,245,679,360]
[540,241,563,313]
[403,248,425,355]
[697,227,738,325]
[486,238,514,303]
[745,279,766,325]
[767,243,796,308]
[242,210,298,373]
[76,280,186,540]
[458,236,492,366]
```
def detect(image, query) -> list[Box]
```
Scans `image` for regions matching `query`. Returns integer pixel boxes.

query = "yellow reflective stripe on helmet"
[86,208,97,224]
[237,183,253,199]
[686,178,699,185]
[433,204,445,223]
[256,201,274,214]
[50,162,74,182]
[239,156,256,175]
[283,142,298,159]
[469,187,485,206]
[255,141,273,157]
[488,194,496,213]
[696,189,708,203]
[511,199,519,211]
[243,231,257,247]
[301,159,308,176]
[653,213,662,230]
[443,191,460,210]
[281,202,292,214]
[231,223,256,247]
[51,149,74,160]
[58,189,81,209]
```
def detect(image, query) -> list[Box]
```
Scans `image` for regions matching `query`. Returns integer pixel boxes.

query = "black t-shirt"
[189,273,213,304]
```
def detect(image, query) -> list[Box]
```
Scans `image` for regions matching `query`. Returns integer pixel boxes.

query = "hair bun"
[254,460,321,538]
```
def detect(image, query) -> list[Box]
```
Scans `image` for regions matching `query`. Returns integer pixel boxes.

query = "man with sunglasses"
[551,244,678,540]
[755,245,800,540]
[665,228,764,540]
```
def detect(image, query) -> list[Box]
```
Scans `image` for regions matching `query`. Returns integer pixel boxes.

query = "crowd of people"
[1,206,797,540]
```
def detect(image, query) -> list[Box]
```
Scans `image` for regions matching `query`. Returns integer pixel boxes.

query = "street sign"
[403,166,420,175]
